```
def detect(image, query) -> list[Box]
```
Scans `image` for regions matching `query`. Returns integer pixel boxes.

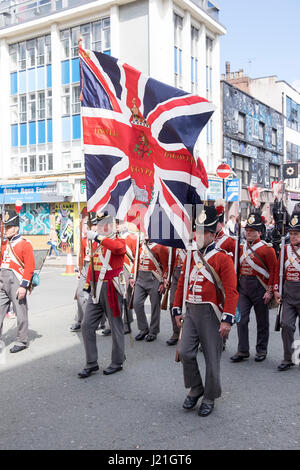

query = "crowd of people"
[0,200,299,418]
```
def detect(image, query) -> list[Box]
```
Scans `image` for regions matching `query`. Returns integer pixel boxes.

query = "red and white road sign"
[216,163,231,179]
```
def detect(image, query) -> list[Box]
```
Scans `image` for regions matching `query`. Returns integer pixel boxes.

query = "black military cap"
[288,212,300,232]
[245,213,263,232]
[195,206,218,233]
[3,209,19,227]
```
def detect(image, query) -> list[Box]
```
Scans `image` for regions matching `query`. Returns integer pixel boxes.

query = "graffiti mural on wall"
[20,203,50,235]
[55,203,74,253]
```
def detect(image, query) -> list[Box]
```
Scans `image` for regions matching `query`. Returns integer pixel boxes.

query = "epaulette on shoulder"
[261,240,273,248]
[216,247,233,257]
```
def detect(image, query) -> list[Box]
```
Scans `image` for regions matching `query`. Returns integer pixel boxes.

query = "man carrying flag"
[79,45,215,249]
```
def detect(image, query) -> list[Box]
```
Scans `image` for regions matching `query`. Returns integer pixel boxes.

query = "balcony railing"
[0,0,98,28]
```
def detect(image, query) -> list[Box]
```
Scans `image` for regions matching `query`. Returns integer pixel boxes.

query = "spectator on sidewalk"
[47,227,60,258]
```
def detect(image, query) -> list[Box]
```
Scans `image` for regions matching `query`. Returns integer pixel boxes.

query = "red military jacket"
[1,234,35,288]
[77,236,98,268]
[273,244,300,291]
[85,236,126,288]
[174,248,186,270]
[122,231,137,273]
[215,229,236,258]
[134,241,169,282]
[239,238,277,290]
[173,243,238,322]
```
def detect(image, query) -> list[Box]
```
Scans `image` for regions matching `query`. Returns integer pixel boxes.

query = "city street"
[0,266,299,451]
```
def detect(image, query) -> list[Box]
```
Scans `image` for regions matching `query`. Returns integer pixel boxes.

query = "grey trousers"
[169,266,181,339]
[281,281,300,363]
[178,303,223,401]
[237,276,269,355]
[0,269,28,346]
[81,282,125,369]
[75,261,89,323]
[133,271,162,335]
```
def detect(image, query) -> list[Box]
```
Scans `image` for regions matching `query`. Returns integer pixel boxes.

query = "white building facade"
[0,0,225,251]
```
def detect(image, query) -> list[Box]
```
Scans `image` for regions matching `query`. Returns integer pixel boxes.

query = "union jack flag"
[79,47,215,247]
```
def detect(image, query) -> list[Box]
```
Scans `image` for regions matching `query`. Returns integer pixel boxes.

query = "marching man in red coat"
[274,210,300,371]
[214,199,236,258]
[173,206,238,417]
[0,209,35,353]
[78,214,126,378]
[230,213,277,363]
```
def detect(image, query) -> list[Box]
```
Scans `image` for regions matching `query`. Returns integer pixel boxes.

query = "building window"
[20,95,27,122]
[37,91,46,120]
[233,154,250,185]
[286,95,300,132]
[62,151,71,170]
[270,164,280,185]
[29,93,36,121]
[272,128,277,150]
[238,113,245,137]
[9,44,18,72]
[259,122,265,143]
[62,86,70,115]
[39,155,46,172]
[29,155,36,172]
[72,85,81,114]
[191,26,199,93]
[206,37,213,98]
[48,154,53,171]
[27,39,36,68]
[19,42,26,70]
[61,18,111,59]
[174,13,183,88]
[10,96,18,124]
[21,156,28,173]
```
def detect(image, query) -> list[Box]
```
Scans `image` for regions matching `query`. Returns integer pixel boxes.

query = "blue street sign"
[226,178,240,202]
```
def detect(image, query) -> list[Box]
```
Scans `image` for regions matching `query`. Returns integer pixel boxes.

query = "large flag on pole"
[79,47,215,247]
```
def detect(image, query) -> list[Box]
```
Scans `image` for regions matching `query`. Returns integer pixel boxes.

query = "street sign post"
[216,163,231,198]
[226,178,241,202]
[216,163,231,179]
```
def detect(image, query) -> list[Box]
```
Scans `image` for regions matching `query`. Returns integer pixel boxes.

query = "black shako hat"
[3,210,19,227]
[195,206,218,233]
[288,211,300,232]
[245,212,263,232]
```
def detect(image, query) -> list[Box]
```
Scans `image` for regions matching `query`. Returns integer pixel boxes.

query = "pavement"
[0,266,300,451]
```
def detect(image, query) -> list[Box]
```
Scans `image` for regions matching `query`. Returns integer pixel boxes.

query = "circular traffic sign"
[216,163,231,179]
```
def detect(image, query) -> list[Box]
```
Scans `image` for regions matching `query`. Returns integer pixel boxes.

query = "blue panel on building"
[20,123,27,146]
[72,114,81,140]
[29,121,36,145]
[28,68,36,93]
[37,66,45,90]
[38,120,46,144]
[47,119,52,142]
[10,72,18,95]
[61,60,70,85]
[19,70,27,94]
[47,64,52,88]
[71,58,80,83]
[62,116,71,141]
[11,124,18,147]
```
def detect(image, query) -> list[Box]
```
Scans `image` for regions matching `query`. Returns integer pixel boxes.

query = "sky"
[217,0,300,91]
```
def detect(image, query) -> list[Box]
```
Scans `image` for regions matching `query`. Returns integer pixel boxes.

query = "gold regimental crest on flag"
[248,215,255,225]
[198,210,207,224]
[291,215,298,226]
